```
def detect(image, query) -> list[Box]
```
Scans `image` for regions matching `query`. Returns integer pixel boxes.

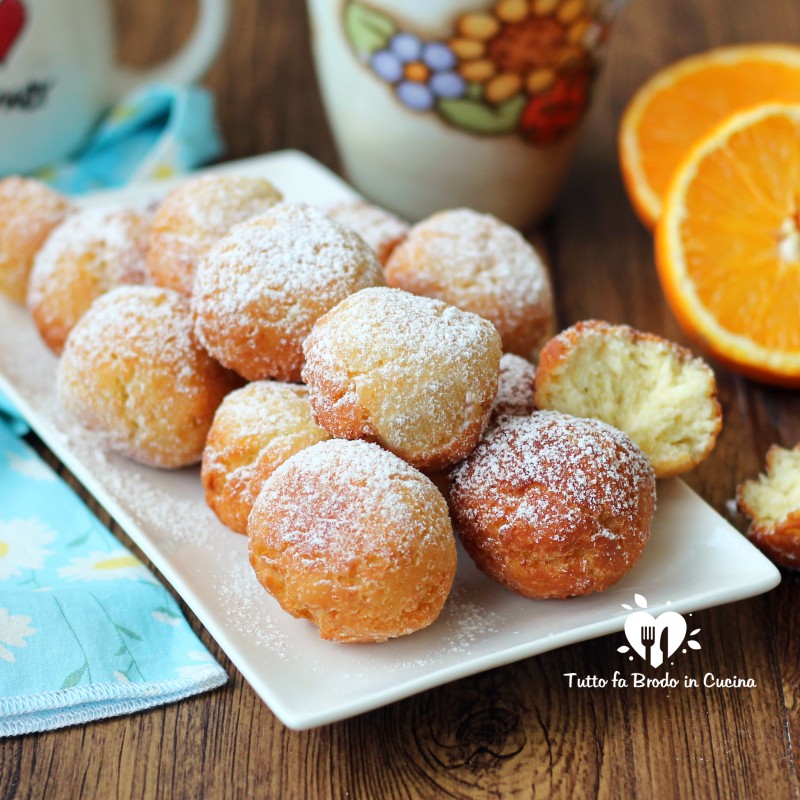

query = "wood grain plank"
[550,1,800,798]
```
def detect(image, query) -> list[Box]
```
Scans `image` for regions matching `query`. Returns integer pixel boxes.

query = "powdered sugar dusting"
[432,582,502,654]
[167,174,282,232]
[62,286,206,390]
[252,439,451,574]
[216,559,291,656]
[302,287,501,467]
[57,285,237,467]
[192,202,385,380]
[492,353,536,419]
[71,447,214,550]
[147,174,283,293]
[203,381,331,531]
[196,203,382,319]
[26,391,217,551]
[385,208,554,356]
[0,177,72,246]
[150,173,282,249]
[452,411,656,534]
[326,200,409,263]
[27,206,149,333]
[382,582,503,671]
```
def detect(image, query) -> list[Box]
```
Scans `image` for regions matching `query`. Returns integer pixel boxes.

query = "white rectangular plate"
[0,150,781,730]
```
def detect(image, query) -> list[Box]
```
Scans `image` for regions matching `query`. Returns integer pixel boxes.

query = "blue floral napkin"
[0,83,228,735]
[0,400,228,736]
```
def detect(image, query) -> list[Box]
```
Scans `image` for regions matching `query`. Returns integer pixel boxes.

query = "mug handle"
[111,0,230,96]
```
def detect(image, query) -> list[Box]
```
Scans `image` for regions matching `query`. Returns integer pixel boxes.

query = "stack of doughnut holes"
[0,172,724,644]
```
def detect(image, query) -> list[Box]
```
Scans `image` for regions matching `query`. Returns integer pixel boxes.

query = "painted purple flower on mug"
[346,0,616,146]
[370,33,467,111]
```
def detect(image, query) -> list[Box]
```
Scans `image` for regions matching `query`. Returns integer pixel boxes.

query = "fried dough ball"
[0,177,72,303]
[491,353,537,420]
[534,320,722,477]
[302,287,502,471]
[57,286,239,468]
[248,439,457,643]
[737,443,800,569]
[27,206,149,355]
[146,174,282,294]
[384,209,555,359]
[449,411,656,599]
[326,200,409,264]
[192,202,385,383]
[202,381,331,534]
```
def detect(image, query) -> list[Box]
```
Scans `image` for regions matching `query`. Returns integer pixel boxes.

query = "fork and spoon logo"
[618,594,701,668]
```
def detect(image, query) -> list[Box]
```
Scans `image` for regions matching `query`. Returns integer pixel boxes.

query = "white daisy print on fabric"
[176,651,218,680]
[6,451,57,482]
[152,607,182,627]
[0,518,56,580]
[188,650,214,662]
[57,550,157,584]
[176,664,219,680]
[0,608,36,663]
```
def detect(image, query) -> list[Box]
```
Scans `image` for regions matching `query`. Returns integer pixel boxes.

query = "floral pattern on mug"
[344,0,613,146]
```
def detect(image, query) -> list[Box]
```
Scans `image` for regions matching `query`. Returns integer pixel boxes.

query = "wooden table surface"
[3,0,800,797]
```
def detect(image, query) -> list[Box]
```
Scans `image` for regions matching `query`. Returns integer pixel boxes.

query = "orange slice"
[620,44,800,228]
[656,102,800,388]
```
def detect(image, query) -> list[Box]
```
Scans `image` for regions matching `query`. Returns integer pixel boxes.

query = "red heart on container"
[0,0,27,64]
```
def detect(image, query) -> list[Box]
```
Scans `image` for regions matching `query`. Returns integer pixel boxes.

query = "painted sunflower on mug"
[346,0,615,145]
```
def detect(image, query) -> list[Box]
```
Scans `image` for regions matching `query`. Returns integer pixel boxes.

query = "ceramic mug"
[0,0,229,175]
[307,0,626,226]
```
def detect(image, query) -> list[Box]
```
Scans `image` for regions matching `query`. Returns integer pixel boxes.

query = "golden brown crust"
[449,411,656,599]
[302,287,501,471]
[247,439,457,642]
[146,174,283,295]
[0,177,72,304]
[326,200,409,265]
[57,286,240,468]
[537,319,701,380]
[299,357,376,441]
[535,320,722,478]
[737,443,800,569]
[306,360,489,472]
[533,322,574,379]
[384,209,555,360]
[743,512,800,570]
[27,206,149,355]
[192,203,385,383]
[201,382,330,534]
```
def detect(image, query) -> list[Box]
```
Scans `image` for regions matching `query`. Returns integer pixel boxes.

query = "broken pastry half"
[535,320,722,478]
[738,443,800,569]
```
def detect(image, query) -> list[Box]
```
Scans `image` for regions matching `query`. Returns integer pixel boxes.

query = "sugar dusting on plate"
[47,399,216,551]
[216,558,291,657]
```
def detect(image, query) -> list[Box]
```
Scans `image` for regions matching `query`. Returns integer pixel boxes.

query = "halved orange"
[656,102,800,388]
[620,44,800,228]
